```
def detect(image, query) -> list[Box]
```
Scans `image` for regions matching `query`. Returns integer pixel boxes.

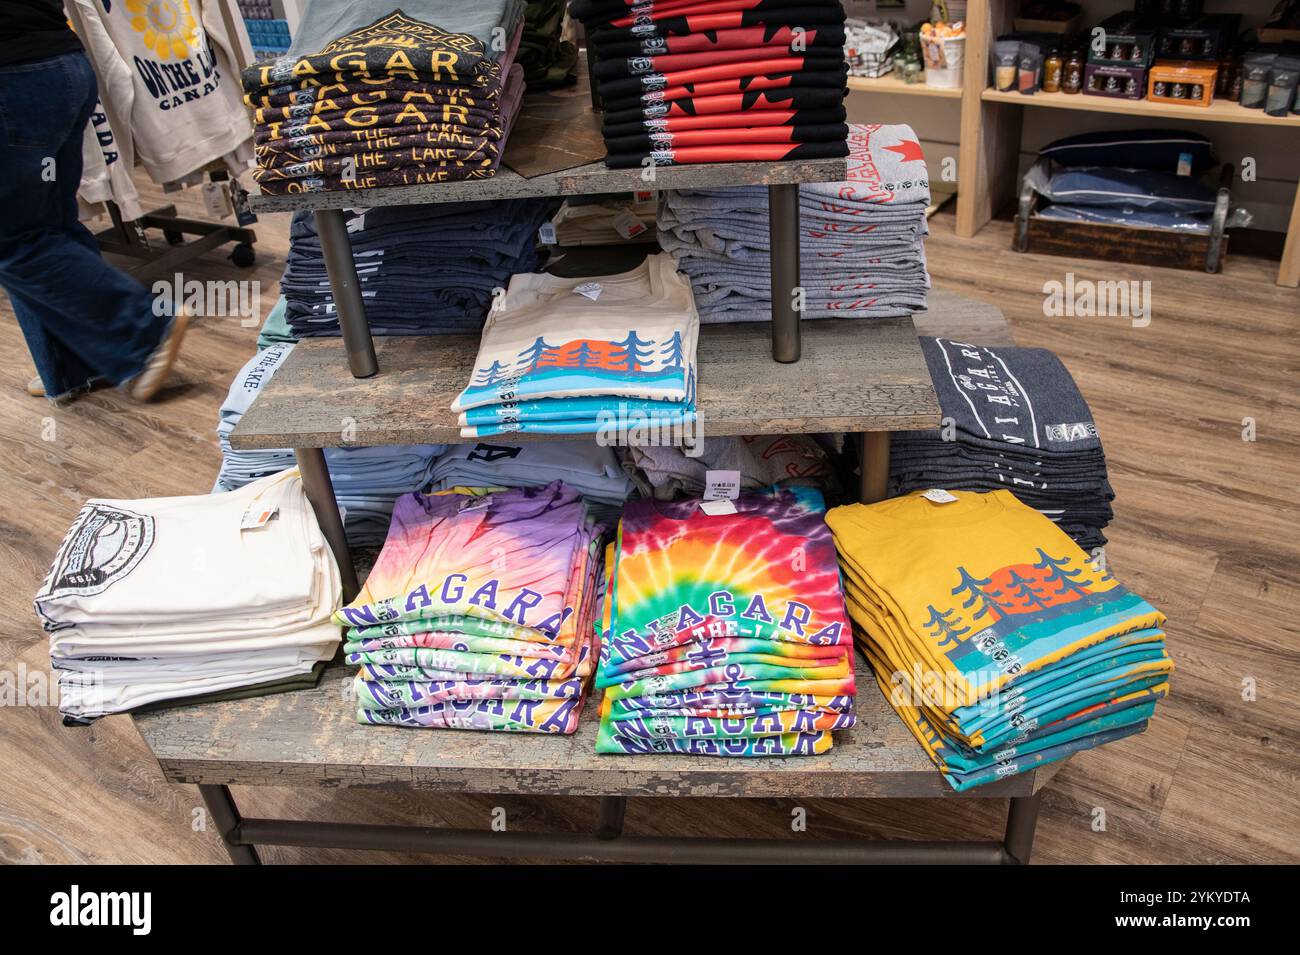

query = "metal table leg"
[768,183,802,363]
[597,796,627,840]
[860,432,891,503]
[1003,792,1043,865]
[198,784,261,865]
[314,208,378,379]
[295,447,359,603]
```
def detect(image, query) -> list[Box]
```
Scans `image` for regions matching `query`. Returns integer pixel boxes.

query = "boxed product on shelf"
[1261,0,1300,42]
[1148,60,1217,106]
[1014,0,1083,35]
[1087,13,1156,67]
[1155,14,1241,62]
[1083,62,1147,99]
[1135,0,1202,16]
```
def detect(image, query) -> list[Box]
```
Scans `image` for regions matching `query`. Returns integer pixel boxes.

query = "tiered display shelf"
[249,154,849,373]
[135,289,1049,865]
[148,51,1051,865]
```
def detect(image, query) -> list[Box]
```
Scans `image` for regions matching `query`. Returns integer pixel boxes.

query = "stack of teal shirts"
[450,254,699,439]
[594,487,857,757]
[334,482,605,733]
[826,489,1173,791]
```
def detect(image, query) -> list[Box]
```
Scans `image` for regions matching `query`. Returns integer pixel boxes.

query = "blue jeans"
[0,50,163,399]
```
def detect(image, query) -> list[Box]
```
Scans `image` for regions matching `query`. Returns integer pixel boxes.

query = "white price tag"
[699,498,738,516]
[612,209,649,240]
[922,488,958,504]
[538,222,557,245]
[241,504,279,529]
[703,470,741,501]
[201,181,233,218]
[574,282,603,300]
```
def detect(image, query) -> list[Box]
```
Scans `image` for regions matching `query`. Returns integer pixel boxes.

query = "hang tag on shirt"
[612,210,649,240]
[241,504,279,529]
[1176,152,1193,177]
[922,488,958,505]
[703,470,742,501]
[201,181,233,219]
[538,222,557,245]
[574,282,603,301]
[699,499,738,516]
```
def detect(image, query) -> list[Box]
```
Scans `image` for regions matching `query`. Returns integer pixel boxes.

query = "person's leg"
[0,51,165,396]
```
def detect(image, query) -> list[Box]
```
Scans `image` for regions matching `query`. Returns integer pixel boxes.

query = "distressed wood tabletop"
[230,316,942,449]
[134,653,1047,799]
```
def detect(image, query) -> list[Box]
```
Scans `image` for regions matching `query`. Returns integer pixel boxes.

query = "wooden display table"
[132,292,1057,865]
[134,654,1056,865]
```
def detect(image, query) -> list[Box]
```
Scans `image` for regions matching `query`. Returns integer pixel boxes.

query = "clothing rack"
[93,198,259,282]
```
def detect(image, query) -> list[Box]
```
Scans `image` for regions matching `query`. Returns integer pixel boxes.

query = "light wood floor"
[1,178,1296,865]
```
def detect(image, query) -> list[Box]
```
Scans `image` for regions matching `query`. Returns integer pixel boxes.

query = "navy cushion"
[1040,129,1216,173]
[1042,167,1217,214]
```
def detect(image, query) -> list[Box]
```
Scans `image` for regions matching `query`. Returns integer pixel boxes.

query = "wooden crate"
[1013,161,1233,273]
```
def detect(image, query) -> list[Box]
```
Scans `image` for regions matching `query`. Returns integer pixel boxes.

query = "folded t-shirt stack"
[451,252,699,438]
[335,482,604,733]
[658,123,930,322]
[281,198,556,337]
[570,0,850,168]
[215,344,445,547]
[242,1,527,194]
[891,338,1114,552]
[549,194,657,246]
[625,434,841,502]
[595,487,856,757]
[827,490,1171,792]
[36,470,343,722]
[430,441,636,525]
[520,0,579,89]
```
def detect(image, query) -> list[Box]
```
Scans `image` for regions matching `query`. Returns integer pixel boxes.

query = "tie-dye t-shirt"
[602,487,854,669]
[593,487,856,756]
[336,482,592,640]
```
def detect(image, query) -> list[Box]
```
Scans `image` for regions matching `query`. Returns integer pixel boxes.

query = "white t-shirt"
[451,254,699,413]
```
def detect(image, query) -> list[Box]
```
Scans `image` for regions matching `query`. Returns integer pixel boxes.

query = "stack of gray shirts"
[280,198,557,337]
[891,337,1115,552]
[658,123,931,323]
[429,441,636,525]
[215,344,445,546]
[624,434,843,503]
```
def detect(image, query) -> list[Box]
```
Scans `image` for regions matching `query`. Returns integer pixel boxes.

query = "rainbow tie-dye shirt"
[595,487,856,756]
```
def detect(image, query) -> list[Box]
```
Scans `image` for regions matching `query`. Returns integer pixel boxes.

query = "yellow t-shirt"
[826,490,1166,708]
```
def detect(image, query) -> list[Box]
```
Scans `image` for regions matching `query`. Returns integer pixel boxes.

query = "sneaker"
[27,376,44,397]
[123,310,190,402]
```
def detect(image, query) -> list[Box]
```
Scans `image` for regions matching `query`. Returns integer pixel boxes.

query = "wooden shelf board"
[848,74,964,99]
[230,315,943,450]
[133,653,1045,798]
[249,155,850,213]
[981,86,1300,127]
